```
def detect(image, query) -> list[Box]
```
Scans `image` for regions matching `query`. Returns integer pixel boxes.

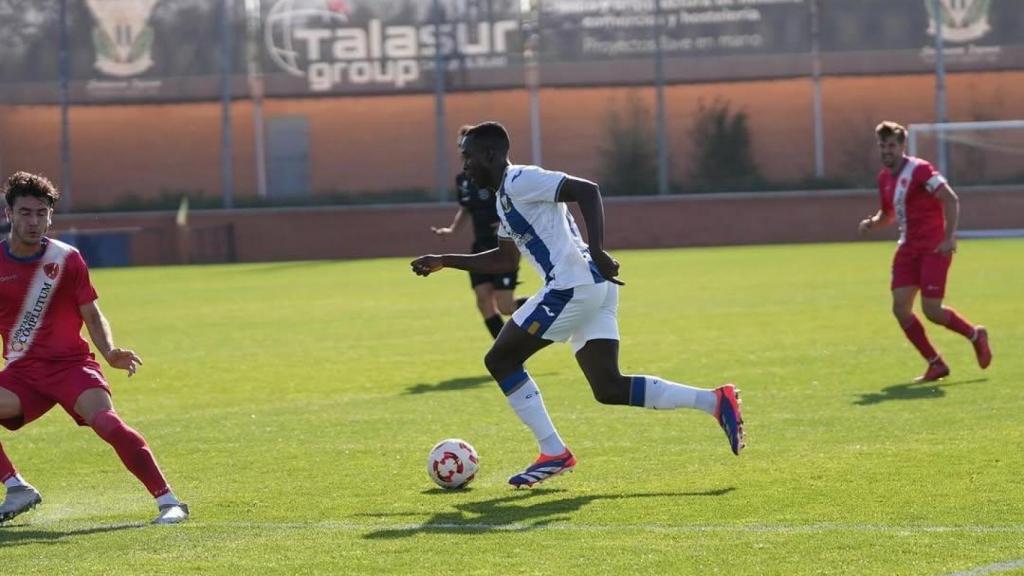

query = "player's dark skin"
[412,134,633,405]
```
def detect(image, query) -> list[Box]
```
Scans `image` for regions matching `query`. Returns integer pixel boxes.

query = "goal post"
[908,120,1024,186]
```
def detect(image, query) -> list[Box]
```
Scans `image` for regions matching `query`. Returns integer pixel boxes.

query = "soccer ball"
[427,439,479,489]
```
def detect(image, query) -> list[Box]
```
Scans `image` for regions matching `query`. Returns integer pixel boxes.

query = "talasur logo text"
[266,2,518,92]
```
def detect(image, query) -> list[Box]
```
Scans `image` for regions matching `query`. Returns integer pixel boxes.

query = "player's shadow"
[0,522,144,548]
[404,375,493,395]
[853,377,987,406]
[361,487,735,539]
[404,372,557,395]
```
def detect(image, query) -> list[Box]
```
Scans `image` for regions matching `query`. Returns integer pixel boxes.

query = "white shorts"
[511,282,620,352]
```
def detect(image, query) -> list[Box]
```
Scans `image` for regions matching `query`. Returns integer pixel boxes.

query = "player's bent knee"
[0,387,23,419]
[923,307,946,324]
[591,387,628,405]
[892,305,913,321]
[587,375,630,405]
[483,348,512,380]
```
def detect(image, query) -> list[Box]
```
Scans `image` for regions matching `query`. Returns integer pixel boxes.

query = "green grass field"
[1,240,1021,575]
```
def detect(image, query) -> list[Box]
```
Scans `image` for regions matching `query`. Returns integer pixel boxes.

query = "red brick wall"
[51,187,1024,266]
[3,71,1023,205]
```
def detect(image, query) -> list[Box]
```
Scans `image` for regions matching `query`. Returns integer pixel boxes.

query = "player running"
[431,126,525,338]
[0,172,188,525]
[412,122,744,488]
[858,121,992,382]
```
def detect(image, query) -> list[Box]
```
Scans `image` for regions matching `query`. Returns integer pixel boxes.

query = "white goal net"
[908,120,1024,186]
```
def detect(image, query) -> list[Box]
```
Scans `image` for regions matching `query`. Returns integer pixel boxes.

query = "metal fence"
[0,0,1021,210]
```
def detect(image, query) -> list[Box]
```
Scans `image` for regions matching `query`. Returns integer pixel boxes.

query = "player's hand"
[411,255,444,277]
[592,250,624,285]
[935,237,957,256]
[105,348,143,377]
[431,226,453,236]
[858,218,874,235]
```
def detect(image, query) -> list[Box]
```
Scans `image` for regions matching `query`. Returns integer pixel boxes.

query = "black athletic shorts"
[468,240,518,290]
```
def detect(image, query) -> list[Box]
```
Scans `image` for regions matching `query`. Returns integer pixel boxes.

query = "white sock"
[632,375,717,415]
[506,376,566,456]
[156,492,180,508]
[4,474,29,489]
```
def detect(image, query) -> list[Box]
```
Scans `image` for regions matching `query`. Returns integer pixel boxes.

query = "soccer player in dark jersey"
[0,172,188,525]
[432,126,525,338]
[859,121,992,382]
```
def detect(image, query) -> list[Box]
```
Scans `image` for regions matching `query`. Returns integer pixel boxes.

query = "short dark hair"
[456,124,474,148]
[464,121,510,154]
[875,121,907,144]
[4,171,60,209]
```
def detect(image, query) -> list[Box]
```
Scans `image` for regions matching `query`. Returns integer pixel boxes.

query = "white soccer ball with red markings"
[427,439,479,489]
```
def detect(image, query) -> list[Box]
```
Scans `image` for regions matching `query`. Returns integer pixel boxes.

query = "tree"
[598,91,657,196]
[689,98,761,192]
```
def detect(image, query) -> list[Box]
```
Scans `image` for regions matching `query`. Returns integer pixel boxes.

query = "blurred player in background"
[431,125,525,338]
[0,172,188,525]
[859,121,992,382]
[413,122,744,487]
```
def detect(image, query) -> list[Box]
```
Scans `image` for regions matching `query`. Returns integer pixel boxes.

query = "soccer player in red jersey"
[858,122,992,382]
[0,172,188,524]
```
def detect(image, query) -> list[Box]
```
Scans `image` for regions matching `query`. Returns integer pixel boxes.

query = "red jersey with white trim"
[877,156,948,251]
[0,238,98,366]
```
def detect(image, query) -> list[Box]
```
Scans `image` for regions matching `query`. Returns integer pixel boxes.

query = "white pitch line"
[945,559,1024,576]
[9,519,1024,535]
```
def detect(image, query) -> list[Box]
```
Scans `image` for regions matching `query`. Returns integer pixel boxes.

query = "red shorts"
[890,244,953,299]
[0,358,110,431]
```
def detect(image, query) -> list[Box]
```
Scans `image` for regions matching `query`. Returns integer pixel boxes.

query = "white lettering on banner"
[265,1,519,92]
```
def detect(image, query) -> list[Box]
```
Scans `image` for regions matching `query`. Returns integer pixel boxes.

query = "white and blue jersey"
[499,165,620,349]
[495,164,605,290]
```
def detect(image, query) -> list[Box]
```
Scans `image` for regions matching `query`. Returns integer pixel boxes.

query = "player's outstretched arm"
[858,209,894,235]
[411,239,520,277]
[431,207,465,236]
[79,301,143,377]
[557,177,624,285]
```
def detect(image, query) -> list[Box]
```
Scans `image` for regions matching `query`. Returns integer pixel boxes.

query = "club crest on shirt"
[499,192,512,213]
[44,263,59,279]
[900,178,909,188]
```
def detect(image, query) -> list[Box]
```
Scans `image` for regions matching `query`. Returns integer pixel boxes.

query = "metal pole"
[654,0,669,195]
[525,32,542,166]
[810,0,824,178]
[932,0,948,174]
[58,0,73,212]
[245,0,267,198]
[433,0,449,202]
[220,0,235,209]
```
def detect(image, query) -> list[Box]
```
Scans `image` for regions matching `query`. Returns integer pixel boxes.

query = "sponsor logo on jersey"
[10,281,54,353]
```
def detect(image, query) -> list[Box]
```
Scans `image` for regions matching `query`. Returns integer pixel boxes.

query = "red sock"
[899,315,939,361]
[91,410,170,497]
[942,308,976,340]
[0,442,16,484]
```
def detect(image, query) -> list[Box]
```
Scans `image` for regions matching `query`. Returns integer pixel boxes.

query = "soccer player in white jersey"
[412,122,744,487]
